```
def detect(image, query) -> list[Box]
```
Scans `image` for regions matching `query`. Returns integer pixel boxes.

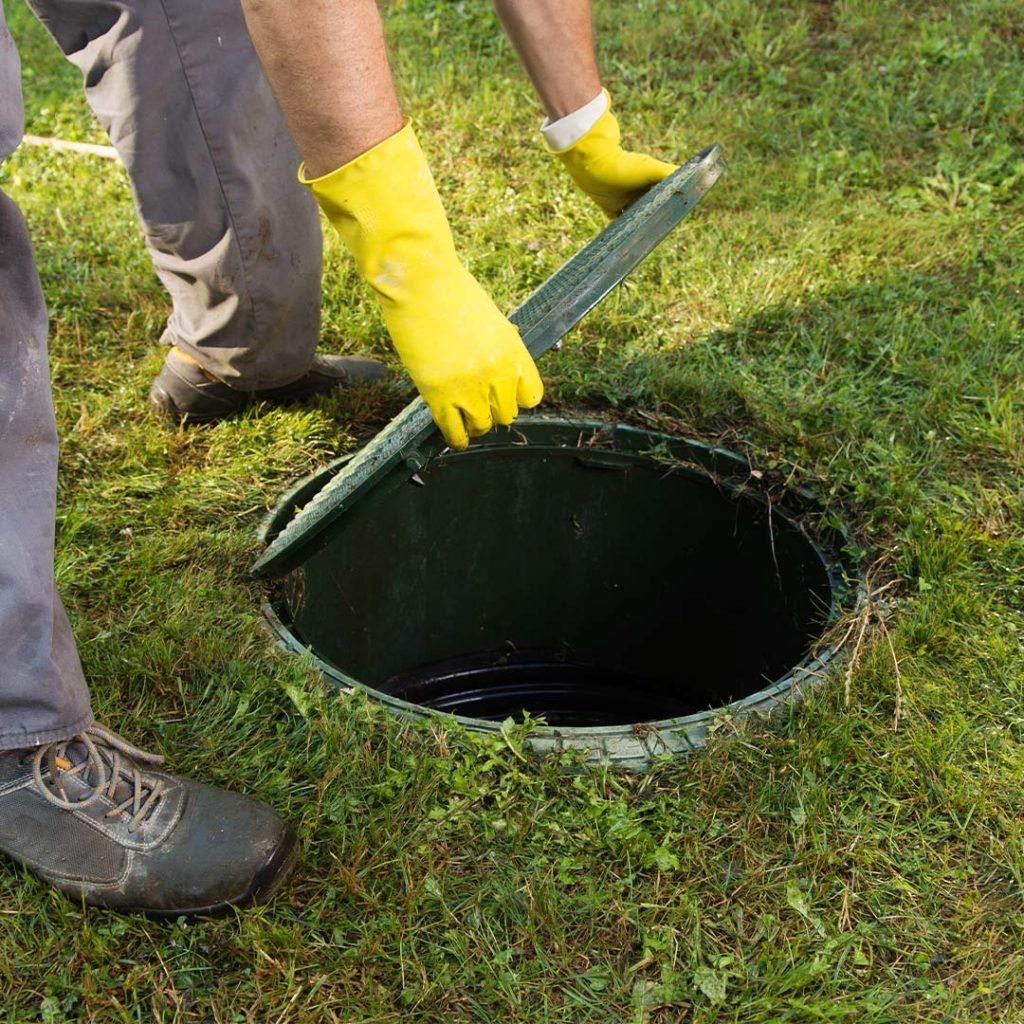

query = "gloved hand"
[302,122,543,449]
[549,91,678,218]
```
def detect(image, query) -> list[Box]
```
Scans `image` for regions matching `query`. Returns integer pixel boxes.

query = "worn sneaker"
[149,345,388,424]
[0,724,296,917]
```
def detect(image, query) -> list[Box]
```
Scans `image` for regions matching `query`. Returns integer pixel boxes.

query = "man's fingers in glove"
[489,379,520,427]
[435,403,471,451]
[625,152,678,190]
[591,152,679,217]
[460,399,495,438]
[516,358,545,410]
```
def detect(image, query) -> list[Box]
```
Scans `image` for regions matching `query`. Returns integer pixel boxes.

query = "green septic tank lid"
[251,142,726,579]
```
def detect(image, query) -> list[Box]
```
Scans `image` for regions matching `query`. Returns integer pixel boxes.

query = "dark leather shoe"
[0,725,296,917]
[149,346,388,424]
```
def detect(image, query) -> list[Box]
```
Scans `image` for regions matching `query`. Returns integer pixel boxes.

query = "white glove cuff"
[539,89,608,151]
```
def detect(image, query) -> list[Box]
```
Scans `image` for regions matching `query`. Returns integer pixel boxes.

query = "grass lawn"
[2,0,1022,1020]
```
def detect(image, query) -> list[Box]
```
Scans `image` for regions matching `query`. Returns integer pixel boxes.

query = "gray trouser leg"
[26,0,324,389]
[0,11,93,748]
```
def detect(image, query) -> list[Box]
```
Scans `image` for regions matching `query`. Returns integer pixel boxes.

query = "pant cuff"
[0,709,95,751]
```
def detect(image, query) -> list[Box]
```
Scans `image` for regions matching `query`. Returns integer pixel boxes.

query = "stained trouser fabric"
[0,9,94,748]
[25,0,325,389]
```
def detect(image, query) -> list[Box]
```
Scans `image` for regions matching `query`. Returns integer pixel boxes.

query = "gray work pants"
[26,0,324,389]
[1,8,93,747]
[2,0,324,746]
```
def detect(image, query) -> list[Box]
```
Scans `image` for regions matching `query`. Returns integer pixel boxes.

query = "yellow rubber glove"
[549,92,678,218]
[301,122,543,449]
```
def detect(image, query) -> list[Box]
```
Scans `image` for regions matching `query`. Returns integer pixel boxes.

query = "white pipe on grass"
[21,134,119,161]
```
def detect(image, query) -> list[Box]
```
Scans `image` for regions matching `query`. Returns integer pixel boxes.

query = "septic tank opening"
[264,419,859,765]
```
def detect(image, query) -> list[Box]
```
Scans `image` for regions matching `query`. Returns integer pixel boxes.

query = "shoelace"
[30,724,167,828]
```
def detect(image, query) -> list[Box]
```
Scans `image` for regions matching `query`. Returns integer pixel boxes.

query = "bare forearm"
[240,0,403,176]
[492,0,602,120]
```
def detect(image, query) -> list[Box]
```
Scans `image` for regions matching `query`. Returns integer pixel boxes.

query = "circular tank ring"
[261,418,865,770]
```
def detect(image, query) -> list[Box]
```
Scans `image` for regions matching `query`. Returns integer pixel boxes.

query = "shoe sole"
[23,824,301,920]
[148,381,248,426]
[149,378,361,426]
